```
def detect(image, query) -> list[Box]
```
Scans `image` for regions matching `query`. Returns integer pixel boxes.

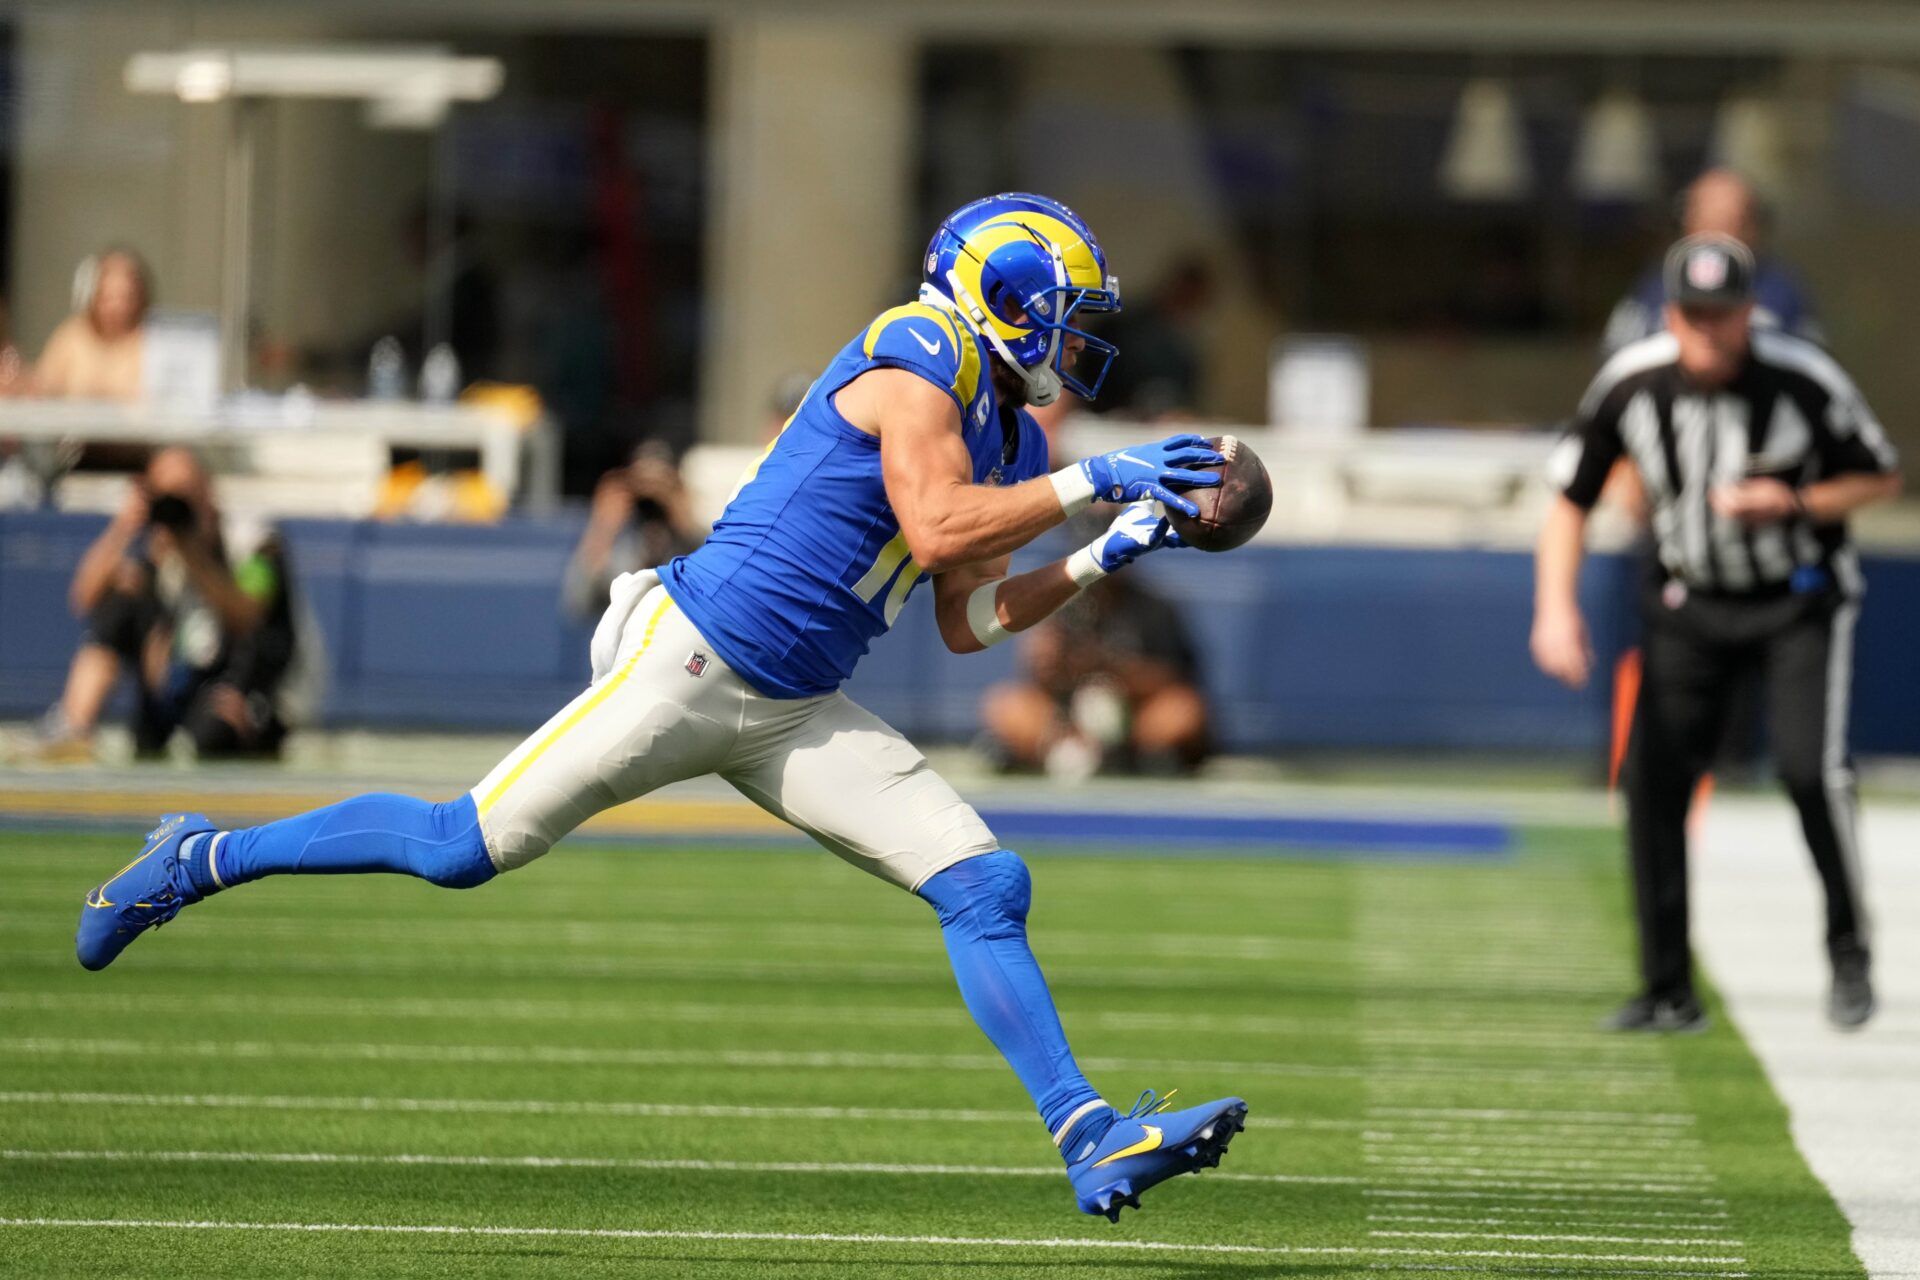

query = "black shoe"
[1828,950,1875,1030]
[1600,994,1708,1034]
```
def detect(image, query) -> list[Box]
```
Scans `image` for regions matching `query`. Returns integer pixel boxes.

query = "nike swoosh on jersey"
[1092,1124,1163,1168]
[909,327,943,357]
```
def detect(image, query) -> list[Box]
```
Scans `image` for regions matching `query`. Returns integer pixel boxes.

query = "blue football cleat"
[1063,1089,1248,1222]
[75,813,216,971]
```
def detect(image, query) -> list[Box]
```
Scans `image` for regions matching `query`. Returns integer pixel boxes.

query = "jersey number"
[851,530,924,627]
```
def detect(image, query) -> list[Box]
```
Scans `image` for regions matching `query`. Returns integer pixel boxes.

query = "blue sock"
[918,850,1104,1143]
[182,793,496,895]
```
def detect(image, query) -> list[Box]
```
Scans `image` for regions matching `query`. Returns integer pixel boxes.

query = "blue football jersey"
[660,300,1051,699]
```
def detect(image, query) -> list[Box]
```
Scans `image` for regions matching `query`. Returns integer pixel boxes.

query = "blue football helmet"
[921,193,1121,406]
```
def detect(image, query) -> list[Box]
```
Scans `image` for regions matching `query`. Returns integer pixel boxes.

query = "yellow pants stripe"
[477,594,675,817]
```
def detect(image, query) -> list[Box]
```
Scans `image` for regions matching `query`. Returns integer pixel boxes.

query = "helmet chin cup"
[1023,365,1062,406]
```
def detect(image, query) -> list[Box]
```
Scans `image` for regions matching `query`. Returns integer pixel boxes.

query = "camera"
[147,492,195,531]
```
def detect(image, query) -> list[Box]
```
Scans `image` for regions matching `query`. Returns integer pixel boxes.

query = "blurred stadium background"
[2,2,1919,1277]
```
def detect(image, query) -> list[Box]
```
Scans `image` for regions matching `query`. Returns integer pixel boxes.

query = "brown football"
[1165,434,1272,552]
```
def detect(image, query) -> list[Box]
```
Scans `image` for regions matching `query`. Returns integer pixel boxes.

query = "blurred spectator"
[563,440,707,620]
[981,574,1209,779]
[1601,170,1821,357]
[33,448,300,761]
[31,248,152,401]
[1093,256,1213,419]
[401,203,502,384]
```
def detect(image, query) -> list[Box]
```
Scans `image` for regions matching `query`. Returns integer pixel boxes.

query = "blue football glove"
[1068,501,1186,586]
[1076,434,1224,518]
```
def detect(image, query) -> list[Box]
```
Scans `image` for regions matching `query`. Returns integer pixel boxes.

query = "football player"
[75,193,1248,1220]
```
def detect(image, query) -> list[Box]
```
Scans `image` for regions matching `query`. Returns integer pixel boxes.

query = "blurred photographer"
[981,573,1210,779]
[563,440,708,620]
[36,448,299,761]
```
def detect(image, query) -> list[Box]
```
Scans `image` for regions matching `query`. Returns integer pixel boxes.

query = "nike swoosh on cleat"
[1093,1125,1162,1168]
[103,830,174,886]
[84,889,114,910]
[909,327,942,357]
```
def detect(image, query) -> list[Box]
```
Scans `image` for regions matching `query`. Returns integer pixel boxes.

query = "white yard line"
[1369,1214,1733,1232]
[0,1147,1341,1186]
[1362,1154,1712,1177]
[1363,1136,1709,1157]
[1366,1189,1728,1208]
[1692,798,1920,1280]
[0,1217,1753,1266]
[0,1090,1035,1123]
[0,1089,1322,1134]
[1370,1229,1740,1249]
[0,1034,1677,1087]
[1366,1106,1694,1126]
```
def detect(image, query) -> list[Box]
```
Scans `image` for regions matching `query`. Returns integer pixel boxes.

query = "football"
[1166,434,1273,552]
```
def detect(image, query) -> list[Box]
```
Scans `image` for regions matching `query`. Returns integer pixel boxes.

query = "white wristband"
[1065,543,1109,589]
[966,580,1013,648]
[1049,464,1097,517]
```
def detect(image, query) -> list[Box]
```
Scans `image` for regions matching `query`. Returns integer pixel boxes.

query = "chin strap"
[922,274,1064,407]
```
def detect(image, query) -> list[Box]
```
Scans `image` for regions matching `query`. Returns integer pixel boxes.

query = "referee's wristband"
[1049,465,1097,517]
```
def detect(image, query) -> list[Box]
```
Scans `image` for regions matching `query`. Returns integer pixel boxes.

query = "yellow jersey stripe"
[478,595,675,817]
[860,302,978,411]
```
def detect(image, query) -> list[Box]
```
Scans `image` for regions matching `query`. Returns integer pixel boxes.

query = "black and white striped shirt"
[1554,329,1899,596]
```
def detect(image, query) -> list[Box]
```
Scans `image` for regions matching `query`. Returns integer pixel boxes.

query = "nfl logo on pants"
[685,650,709,678]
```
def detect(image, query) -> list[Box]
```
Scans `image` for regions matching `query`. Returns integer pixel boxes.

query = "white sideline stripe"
[0,1147,1345,1186]
[0,1218,1755,1265]
[1371,1229,1741,1249]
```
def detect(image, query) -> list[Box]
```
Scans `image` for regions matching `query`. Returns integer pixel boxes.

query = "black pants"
[87,586,286,760]
[1624,583,1869,1000]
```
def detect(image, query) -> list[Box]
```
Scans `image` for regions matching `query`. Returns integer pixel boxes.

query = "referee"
[1532,232,1903,1032]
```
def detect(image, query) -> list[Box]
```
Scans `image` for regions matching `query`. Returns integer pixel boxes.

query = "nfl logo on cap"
[1687,249,1728,291]
[1664,231,1754,306]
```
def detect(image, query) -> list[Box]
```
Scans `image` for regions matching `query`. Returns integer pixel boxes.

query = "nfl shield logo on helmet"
[685,650,710,678]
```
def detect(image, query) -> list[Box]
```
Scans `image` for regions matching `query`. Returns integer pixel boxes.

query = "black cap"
[1664,233,1755,308]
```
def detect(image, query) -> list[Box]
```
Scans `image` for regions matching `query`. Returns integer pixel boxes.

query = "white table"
[0,397,560,513]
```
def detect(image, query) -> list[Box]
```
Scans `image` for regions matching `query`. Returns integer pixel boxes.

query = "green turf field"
[0,826,1865,1278]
